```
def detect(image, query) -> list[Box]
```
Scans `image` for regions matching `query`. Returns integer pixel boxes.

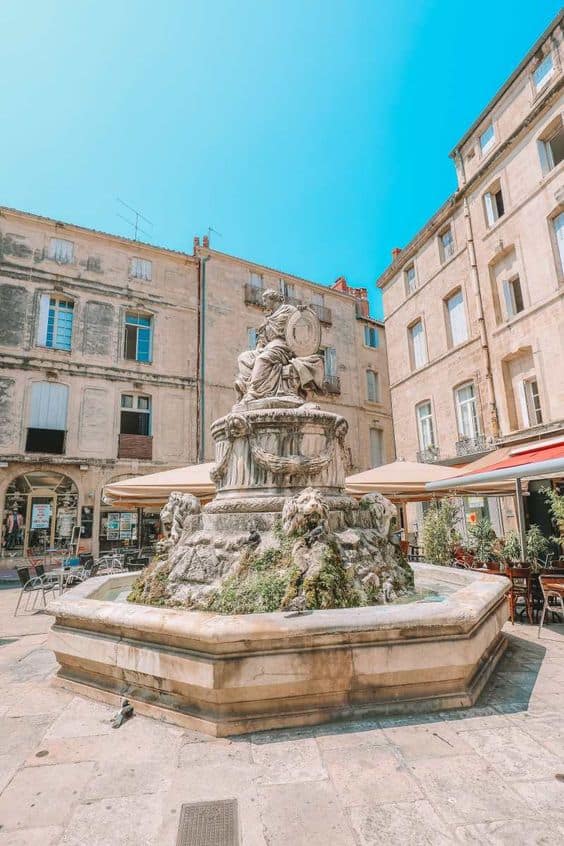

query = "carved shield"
[285,308,321,356]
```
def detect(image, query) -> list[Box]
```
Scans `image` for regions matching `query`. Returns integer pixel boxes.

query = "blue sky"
[1,1,560,317]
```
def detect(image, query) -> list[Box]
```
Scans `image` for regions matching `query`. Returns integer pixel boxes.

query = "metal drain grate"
[176,798,239,846]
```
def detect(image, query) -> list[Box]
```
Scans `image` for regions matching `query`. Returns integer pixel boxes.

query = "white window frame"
[249,272,263,290]
[130,257,152,281]
[48,238,74,264]
[404,264,417,296]
[552,211,564,276]
[445,289,468,347]
[502,276,524,320]
[455,382,480,440]
[409,320,427,369]
[366,370,379,403]
[533,54,554,92]
[36,294,74,351]
[521,378,543,427]
[416,401,435,450]
[323,347,337,377]
[479,123,495,156]
[120,394,152,435]
[483,181,505,228]
[279,278,296,300]
[538,116,564,174]
[439,226,455,263]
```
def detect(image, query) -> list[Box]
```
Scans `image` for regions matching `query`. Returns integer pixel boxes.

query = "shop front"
[2,471,79,558]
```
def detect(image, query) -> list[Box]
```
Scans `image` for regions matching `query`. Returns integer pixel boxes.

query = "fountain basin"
[47,563,508,737]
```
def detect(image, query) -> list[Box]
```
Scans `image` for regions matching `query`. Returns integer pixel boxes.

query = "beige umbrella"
[345,459,460,500]
[103,462,216,508]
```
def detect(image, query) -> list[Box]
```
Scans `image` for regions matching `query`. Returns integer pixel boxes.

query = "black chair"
[14,567,57,616]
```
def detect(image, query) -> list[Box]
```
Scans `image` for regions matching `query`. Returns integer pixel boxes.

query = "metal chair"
[538,574,564,637]
[13,566,58,616]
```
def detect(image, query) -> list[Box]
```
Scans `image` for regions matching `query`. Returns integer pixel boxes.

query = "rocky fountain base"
[131,405,414,613]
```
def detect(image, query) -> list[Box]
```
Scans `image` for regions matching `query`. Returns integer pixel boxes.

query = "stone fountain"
[133,288,413,612]
[47,290,509,736]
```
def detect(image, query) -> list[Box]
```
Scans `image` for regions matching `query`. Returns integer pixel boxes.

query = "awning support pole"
[515,478,527,561]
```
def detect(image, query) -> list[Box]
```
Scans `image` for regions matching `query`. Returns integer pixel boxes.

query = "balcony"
[455,434,491,458]
[244,284,265,306]
[355,300,370,319]
[416,445,441,463]
[323,376,341,395]
[310,303,333,324]
[118,434,153,460]
[282,295,303,307]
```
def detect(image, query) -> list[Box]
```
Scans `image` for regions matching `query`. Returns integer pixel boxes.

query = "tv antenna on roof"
[207,225,222,244]
[116,197,153,241]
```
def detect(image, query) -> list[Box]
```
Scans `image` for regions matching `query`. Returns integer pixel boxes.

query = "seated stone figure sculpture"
[234,289,324,407]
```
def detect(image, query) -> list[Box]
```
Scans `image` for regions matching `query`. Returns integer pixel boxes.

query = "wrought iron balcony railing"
[323,376,341,395]
[455,434,490,457]
[310,303,333,324]
[416,445,441,463]
[244,284,264,306]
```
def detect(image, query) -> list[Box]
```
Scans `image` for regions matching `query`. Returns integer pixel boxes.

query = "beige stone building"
[377,11,564,535]
[0,209,391,559]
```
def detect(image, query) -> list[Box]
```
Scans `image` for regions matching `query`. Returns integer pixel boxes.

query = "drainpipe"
[197,254,210,463]
[459,168,500,439]
[515,478,527,559]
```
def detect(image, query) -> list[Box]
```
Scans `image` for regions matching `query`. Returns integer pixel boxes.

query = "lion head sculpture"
[160,491,201,548]
[360,492,397,539]
[281,487,329,537]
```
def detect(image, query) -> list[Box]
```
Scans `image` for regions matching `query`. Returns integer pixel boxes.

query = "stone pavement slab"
[2,585,564,844]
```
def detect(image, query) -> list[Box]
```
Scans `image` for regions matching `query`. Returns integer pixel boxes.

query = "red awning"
[426,437,564,492]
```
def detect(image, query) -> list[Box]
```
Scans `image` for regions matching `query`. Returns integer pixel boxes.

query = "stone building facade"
[376,12,564,534]
[0,210,392,559]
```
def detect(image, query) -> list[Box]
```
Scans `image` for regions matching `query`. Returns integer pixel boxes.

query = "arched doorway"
[3,471,79,557]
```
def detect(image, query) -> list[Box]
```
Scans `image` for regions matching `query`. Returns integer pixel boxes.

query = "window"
[369,428,384,468]
[120,394,151,435]
[48,238,74,264]
[445,289,468,346]
[311,292,324,306]
[553,212,564,275]
[479,123,495,155]
[25,382,68,454]
[279,279,296,301]
[405,264,417,295]
[37,295,74,351]
[416,401,435,450]
[130,257,152,281]
[455,383,479,439]
[439,227,455,263]
[364,325,379,348]
[522,378,543,426]
[247,327,258,349]
[502,276,524,319]
[409,320,427,369]
[323,347,337,377]
[483,182,505,227]
[249,272,263,289]
[533,54,554,91]
[124,312,152,362]
[539,117,564,173]
[366,370,379,402]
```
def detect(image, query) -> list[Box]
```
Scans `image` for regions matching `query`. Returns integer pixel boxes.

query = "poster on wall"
[31,503,52,529]
[106,515,120,539]
[56,511,74,538]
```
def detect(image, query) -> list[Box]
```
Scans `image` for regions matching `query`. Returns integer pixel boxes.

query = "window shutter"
[502,280,514,318]
[448,292,467,344]
[36,294,50,346]
[29,382,69,430]
[484,192,495,227]
[554,214,564,272]
[325,347,336,376]
[517,380,529,427]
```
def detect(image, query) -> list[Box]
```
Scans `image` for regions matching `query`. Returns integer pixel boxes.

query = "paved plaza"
[1,586,564,845]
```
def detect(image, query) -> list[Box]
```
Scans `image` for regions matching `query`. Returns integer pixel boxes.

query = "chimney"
[193,236,200,252]
[202,235,209,248]
[331,276,348,293]
[391,247,402,262]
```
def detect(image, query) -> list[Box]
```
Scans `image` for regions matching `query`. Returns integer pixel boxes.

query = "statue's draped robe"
[236,304,324,400]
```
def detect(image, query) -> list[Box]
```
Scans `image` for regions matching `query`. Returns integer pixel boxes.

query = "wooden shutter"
[36,294,50,345]
[29,382,69,430]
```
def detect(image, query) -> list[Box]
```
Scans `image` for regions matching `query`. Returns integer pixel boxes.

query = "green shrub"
[421,499,460,566]
[468,518,498,565]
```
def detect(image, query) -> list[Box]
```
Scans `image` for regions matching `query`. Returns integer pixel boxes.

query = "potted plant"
[543,486,564,557]
[422,498,460,566]
[468,518,499,569]
[501,531,522,568]
[525,524,550,573]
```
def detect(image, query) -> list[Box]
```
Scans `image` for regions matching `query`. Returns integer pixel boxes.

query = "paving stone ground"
[1,585,564,845]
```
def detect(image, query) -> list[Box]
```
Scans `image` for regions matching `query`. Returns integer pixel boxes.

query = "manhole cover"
[176,798,239,846]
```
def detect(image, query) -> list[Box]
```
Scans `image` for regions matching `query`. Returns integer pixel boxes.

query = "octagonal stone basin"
[46,563,509,737]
